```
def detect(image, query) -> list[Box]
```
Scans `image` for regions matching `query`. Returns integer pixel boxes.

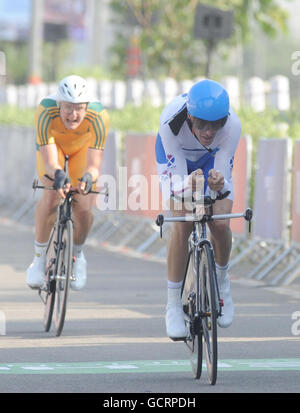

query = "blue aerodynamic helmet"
[187,79,230,121]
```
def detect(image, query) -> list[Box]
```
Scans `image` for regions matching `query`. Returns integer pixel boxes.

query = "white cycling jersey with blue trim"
[155,93,241,202]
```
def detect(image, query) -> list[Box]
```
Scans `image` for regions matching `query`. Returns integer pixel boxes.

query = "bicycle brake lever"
[216,190,231,201]
[244,208,253,233]
[156,214,164,238]
[32,179,37,197]
[32,179,39,190]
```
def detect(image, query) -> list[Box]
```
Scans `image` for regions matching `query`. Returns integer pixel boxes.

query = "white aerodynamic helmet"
[57,75,90,104]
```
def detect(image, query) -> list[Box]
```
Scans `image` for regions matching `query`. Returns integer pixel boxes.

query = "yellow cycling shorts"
[36,141,94,188]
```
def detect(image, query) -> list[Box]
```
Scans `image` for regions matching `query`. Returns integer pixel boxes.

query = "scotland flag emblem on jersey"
[167,154,175,168]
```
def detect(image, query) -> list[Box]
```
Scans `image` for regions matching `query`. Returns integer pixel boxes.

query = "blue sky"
[0,0,30,24]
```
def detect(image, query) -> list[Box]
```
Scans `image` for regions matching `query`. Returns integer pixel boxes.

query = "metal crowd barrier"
[0,126,299,287]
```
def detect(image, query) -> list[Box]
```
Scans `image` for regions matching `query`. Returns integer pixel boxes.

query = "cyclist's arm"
[88,105,110,151]
[156,125,193,202]
[210,113,241,197]
[35,104,63,179]
[40,144,70,198]
[77,148,104,193]
[40,144,62,179]
[77,105,109,194]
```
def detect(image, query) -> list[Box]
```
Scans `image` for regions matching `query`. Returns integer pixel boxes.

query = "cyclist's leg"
[208,198,233,267]
[167,199,193,283]
[67,144,97,246]
[35,148,64,243]
[165,200,193,338]
[69,193,96,290]
[67,146,97,290]
[27,150,63,288]
[189,153,235,328]
[159,160,204,337]
[72,193,96,245]
[35,175,61,242]
[208,198,234,328]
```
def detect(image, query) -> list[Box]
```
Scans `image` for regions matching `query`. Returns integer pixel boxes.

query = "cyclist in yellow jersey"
[27,75,110,290]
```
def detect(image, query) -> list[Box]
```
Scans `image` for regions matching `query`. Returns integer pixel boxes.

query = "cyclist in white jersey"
[155,79,241,339]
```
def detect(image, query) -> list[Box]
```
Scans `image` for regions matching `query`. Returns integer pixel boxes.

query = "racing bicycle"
[156,191,252,385]
[32,155,108,336]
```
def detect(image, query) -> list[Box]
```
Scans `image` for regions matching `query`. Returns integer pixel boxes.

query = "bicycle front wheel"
[54,220,73,336]
[43,227,57,332]
[200,243,218,385]
[182,249,203,380]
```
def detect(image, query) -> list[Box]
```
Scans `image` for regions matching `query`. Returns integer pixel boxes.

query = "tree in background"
[110,0,291,79]
[0,41,28,85]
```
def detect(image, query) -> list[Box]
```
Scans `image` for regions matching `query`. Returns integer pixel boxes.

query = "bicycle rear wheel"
[42,227,57,332]
[182,249,203,380]
[53,219,73,336]
[200,243,218,385]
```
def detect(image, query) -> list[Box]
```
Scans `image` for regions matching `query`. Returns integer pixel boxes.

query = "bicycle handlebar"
[32,178,109,199]
[156,208,252,225]
[156,207,253,238]
[32,155,109,197]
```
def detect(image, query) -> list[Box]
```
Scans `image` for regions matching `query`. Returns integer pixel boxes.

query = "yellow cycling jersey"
[35,97,110,154]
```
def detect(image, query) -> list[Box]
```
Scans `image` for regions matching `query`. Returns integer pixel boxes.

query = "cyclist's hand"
[53,169,70,198]
[188,169,204,193]
[208,169,224,192]
[77,172,93,195]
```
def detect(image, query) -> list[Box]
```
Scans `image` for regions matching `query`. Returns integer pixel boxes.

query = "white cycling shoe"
[26,257,45,289]
[166,304,188,339]
[217,271,234,328]
[71,251,87,291]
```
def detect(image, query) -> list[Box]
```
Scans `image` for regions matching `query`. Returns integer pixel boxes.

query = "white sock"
[167,280,183,306]
[216,263,229,271]
[167,280,183,289]
[73,243,84,257]
[216,263,229,277]
[34,241,47,259]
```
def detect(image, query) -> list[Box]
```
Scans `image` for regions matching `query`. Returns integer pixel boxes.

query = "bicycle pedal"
[29,285,41,291]
[169,336,187,342]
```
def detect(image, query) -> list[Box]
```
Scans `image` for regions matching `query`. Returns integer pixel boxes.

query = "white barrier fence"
[0,126,299,287]
[230,138,300,286]
[0,75,291,112]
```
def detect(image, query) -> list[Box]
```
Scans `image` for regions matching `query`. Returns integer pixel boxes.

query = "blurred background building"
[0,0,116,82]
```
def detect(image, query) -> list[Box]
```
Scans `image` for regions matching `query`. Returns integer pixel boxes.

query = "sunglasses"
[191,116,228,132]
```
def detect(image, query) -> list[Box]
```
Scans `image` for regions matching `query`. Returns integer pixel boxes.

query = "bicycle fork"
[184,242,223,347]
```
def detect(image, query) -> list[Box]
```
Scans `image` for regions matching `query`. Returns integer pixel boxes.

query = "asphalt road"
[0,218,300,398]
